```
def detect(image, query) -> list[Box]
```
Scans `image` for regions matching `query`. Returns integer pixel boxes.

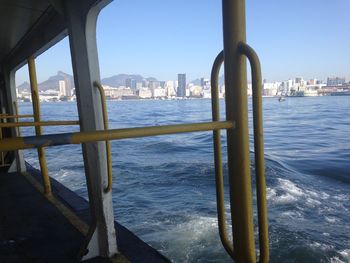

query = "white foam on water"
[267,186,298,204]
[268,179,305,204]
[266,188,277,200]
[154,215,232,262]
[325,216,338,223]
[305,197,322,207]
[331,249,350,263]
[305,189,330,200]
[275,193,298,204]
[280,210,304,220]
[278,178,304,197]
[334,194,350,201]
[268,178,331,208]
[309,241,334,251]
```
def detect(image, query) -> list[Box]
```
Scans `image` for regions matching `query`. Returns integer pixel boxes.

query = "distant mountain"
[190,78,202,86]
[17,81,30,92]
[190,75,225,86]
[38,71,74,91]
[101,74,158,87]
[17,71,74,92]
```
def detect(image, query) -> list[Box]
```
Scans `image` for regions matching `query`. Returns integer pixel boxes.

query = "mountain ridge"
[17,71,218,91]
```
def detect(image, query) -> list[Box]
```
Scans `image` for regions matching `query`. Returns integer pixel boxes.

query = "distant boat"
[278,96,285,102]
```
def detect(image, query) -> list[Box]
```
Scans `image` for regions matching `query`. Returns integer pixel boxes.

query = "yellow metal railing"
[28,56,51,195]
[239,42,269,262]
[0,114,34,119]
[94,81,113,193]
[0,1,269,261]
[210,45,269,262]
[0,121,234,151]
[210,50,235,258]
[1,8,268,260]
[0,120,79,128]
[13,101,22,136]
[0,126,7,168]
[0,52,267,260]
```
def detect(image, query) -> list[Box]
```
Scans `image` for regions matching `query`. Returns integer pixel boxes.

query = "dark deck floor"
[0,166,169,263]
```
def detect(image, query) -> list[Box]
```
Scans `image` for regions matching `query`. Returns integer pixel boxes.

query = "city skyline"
[16,70,350,102]
[15,0,350,85]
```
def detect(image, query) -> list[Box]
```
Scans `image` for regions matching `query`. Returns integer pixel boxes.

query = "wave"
[331,249,350,263]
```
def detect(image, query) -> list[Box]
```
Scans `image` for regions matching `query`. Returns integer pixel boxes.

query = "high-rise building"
[200,77,205,87]
[148,81,158,90]
[59,79,71,97]
[59,80,66,96]
[142,79,149,88]
[177,73,186,97]
[126,78,136,90]
[65,78,72,96]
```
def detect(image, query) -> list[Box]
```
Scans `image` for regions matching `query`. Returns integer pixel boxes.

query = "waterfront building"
[262,82,279,96]
[137,87,152,98]
[202,89,211,98]
[200,78,210,88]
[190,85,203,98]
[39,89,60,101]
[148,81,159,91]
[295,77,303,84]
[177,73,186,97]
[136,82,143,89]
[327,77,346,86]
[165,80,176,97]
[307,79,317,85]
[102,85,133,99]
[152,87,166,98]
[304,84,326,96]
[159,81,165,89]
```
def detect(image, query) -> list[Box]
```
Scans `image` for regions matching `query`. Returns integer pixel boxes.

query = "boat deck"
[0,166,169,263]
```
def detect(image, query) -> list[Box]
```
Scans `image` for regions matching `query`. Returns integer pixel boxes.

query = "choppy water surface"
[20,96,350,262]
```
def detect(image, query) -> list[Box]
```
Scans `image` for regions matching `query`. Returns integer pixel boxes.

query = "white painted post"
[61,0,118,259]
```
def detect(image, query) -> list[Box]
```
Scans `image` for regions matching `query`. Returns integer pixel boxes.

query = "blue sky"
[16,0,350,84]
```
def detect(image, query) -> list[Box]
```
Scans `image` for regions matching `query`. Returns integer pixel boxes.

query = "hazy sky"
[16,0,350,84]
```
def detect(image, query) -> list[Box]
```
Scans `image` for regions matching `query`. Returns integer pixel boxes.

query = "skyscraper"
[177,73,186,97]
[125,78,136,90]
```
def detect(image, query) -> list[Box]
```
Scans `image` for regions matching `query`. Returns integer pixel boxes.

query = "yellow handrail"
[0,114,34,119]
[0,120,79,128]
[239,42,269,263]
[94,81,113,193]
[0,125,4,166]
[210,50,235,259]
[0,121,234,151]
[28,56,51,196]
[13,102,21,136]
[210,44,269,262]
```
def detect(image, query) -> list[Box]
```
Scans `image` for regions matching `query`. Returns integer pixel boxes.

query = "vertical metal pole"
[13,101,21,136]
[222,0,256,262]
[0,126,4,165]
[63,0,118,258]
[28,57,51,195]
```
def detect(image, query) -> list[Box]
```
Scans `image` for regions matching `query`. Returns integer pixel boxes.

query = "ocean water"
[19,96,350,263]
